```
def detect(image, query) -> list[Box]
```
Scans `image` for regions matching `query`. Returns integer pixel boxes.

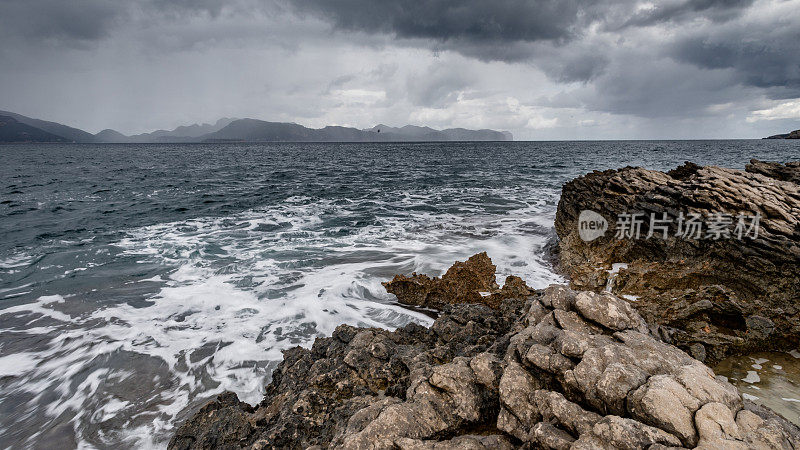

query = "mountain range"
[0,110,512,143]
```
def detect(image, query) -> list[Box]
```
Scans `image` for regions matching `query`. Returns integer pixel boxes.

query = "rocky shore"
[169,160,800,449]
[555,159,799,364]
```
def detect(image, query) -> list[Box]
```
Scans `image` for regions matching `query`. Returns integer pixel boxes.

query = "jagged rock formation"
[382,252,533,309]
[169,262,800,449]
[555,159,800,364]
[169,287,526,449]
[746,159,800,184]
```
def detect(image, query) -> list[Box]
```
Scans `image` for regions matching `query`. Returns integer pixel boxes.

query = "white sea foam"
[743,371,761,384]
[0,353,39,377]
[0,294,70,322]
[605,263,628,293]
[0,186,564,447]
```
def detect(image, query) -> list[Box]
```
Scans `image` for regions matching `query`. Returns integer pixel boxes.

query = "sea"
[1,141,798,448]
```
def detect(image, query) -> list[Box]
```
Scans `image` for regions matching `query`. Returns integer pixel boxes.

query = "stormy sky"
[1,0,798,139]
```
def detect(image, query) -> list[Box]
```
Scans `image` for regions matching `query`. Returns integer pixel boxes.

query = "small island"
[764,129,800,139]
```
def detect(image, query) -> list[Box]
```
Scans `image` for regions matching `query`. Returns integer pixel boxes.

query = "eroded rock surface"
[555,159,800,363]
[382,252,533,309]
[169,279,800,449]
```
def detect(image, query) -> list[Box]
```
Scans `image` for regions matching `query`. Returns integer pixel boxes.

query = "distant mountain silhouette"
[129,118,238,142]
[94,129,130,143]
[365,124,512,141]
[0,109,513,143]
[203,119,512,142]
[0,110,96,143]
[94,118,238,143]
[0,115,68,142]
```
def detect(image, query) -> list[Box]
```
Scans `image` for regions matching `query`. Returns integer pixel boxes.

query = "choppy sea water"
[1,141,798,448]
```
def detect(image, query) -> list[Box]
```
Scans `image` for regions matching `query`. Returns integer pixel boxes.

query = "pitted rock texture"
[382,252,533,309]
[555,159,800,363]
[169,281,800,449]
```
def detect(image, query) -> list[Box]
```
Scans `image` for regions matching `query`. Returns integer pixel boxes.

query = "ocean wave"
[0,184,562,448]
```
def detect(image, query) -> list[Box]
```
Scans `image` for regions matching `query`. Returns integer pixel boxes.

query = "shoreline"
[169,159,800,449]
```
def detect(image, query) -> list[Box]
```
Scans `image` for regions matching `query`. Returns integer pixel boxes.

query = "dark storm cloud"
[579,55,746,118]
[0,0,124,43]
[293,0,585,43]
[671,22,800,96]
[290,0,624,63]
[290,0,759,60]
[0,0,277,47]
[619,0,755,28]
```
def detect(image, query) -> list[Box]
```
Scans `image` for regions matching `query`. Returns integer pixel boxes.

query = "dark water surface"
[1,141,798,448]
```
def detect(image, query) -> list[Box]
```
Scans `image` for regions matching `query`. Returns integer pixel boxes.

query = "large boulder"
[554,160,800,363]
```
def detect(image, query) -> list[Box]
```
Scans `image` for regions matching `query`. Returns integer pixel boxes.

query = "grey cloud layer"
[293,0,797,93]
[0,0,797,138]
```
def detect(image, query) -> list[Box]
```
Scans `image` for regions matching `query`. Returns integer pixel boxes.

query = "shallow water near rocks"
[715,351,800,426]
[2,141,799,448]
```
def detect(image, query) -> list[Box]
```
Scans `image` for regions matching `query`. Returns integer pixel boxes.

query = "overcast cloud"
[0,0,798,139]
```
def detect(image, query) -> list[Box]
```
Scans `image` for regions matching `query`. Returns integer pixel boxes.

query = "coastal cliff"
[169,160,800,449]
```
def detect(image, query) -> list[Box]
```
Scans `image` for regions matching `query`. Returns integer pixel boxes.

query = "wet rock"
[746,314,775,339]
[555,160,800,363]
[170,258,800,449]
[382,252,533,309]
[689,343,706,362]
[168,392,255,450]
